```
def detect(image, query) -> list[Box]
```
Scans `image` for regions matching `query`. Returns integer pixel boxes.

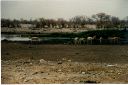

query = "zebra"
[74,37,79,45]
[87,35,96,45]
[79,38,86,45]
[99,37,103,44]
[108,37,120,44]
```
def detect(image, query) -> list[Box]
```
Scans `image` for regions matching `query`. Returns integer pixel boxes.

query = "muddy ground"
[1,42,128,84]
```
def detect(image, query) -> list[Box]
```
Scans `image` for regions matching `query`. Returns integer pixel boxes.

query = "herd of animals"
[31,36,120,45]
[74,36,120,45]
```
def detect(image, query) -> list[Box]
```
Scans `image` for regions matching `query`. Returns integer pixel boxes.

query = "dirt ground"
[1,42,128,84]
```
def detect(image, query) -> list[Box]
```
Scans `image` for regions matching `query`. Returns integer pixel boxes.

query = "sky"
[1,0,128,20]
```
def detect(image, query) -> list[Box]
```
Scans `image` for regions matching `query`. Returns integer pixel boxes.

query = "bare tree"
[111,16,120,28]
[92,13,111,29]
[57,18,67,28]
[1,13,127,29]
[70,16,87,28]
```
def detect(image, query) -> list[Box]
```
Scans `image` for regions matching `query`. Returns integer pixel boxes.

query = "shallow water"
[1,34,72,42]
[1,34,31,41]
[1,34,128,44]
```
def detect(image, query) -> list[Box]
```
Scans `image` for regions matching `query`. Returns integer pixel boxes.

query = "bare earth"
[1,27,91,33]
[1,42,128,84]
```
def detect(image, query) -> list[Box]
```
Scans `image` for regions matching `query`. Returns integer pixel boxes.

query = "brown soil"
[1,42,128,84]
[2,42,128,63]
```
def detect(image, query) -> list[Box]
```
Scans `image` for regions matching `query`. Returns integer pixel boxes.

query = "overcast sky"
[1,0,128,20]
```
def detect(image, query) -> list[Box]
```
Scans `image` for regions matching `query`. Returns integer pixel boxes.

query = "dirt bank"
[2,42,128,84]
[2,42,128,64]
[2,59,128,84]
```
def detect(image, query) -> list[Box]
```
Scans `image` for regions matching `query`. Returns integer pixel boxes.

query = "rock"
[24,79,29,82]
[20,76,25,80]
[39,59,47,64]
[58,69,62,72]
[32,71,44,75]
[62,58,66,61]
[43,78,47,79]
[110,70,114,73]
[81,72,86,74]
[106,64,116,67]
[47,61,55,66]
[118,73,121,75]
[57,61,62,64]
[67,60,71,62]
[30,63,33,65]
[66,78,69,80]
[32,72,39,75]
[80,80,98,83]
[23,61,30,64]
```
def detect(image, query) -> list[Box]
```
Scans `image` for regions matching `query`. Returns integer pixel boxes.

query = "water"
[1,33,128,44]
[1,34,71,41]
[1,34,31,41]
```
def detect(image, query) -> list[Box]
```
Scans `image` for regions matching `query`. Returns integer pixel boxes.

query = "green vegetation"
[2,30,125,38]
[81,30,125,38]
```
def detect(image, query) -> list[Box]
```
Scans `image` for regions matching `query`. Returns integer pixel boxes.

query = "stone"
[80,80,98,83]
[23,61,30,65]
[39,59,47,64]
[24,79,29,82]
[62,58,66,61]
[81,72,86,74]
[32,72,39,75]
[58,69,62,72]
[106,64,116,67]
[67,60,71,62]
[32,71,44,75]
[85,80,97,83]
[57,61,62,64]
[118,73,121,75]
[66,78,69,80]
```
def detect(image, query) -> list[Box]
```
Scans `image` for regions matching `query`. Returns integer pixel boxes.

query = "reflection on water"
[1,34,72,42]
[2,33,128,44]
[1,34,31,41]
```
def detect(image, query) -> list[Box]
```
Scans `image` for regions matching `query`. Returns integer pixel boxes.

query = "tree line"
[1,13,128,29]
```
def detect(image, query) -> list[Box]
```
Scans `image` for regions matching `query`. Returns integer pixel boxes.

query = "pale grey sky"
[1,0,128,20]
